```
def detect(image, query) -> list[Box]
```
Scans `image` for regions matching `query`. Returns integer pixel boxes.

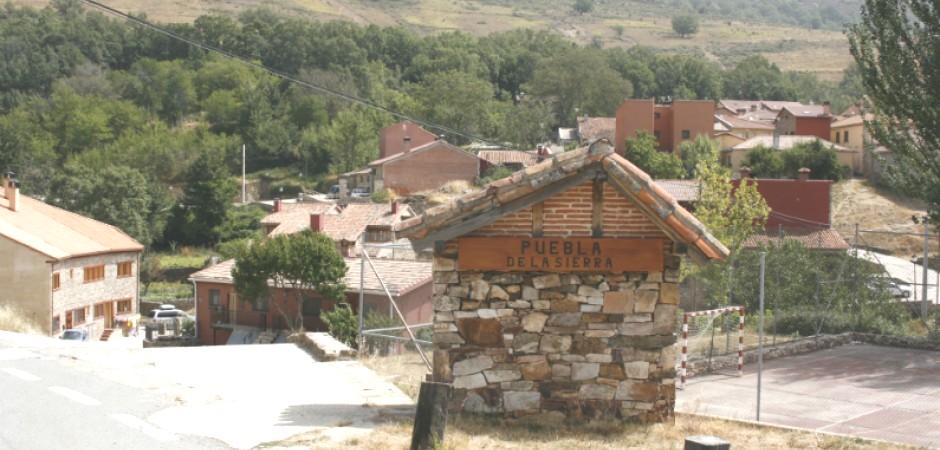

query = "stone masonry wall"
[431,242,683,422]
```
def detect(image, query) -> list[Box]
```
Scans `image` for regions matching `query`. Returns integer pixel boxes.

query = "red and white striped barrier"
[679,306,745,389]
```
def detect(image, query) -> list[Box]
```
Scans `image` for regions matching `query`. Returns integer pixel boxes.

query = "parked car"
[327,184,340,199]
[351,187,370,198]
[144,305,193,326]
[59,329,87,341]
[887,281,914,299]
[870,279,914,299]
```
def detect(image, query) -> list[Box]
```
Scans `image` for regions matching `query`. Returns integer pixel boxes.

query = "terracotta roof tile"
[742,228,848,251]
[395,140,729,263]
[655,180,700,203]
[577,117,616,142]
[265,203,413,243]
[189,257,432,295]
[0,186,143,260]
[477,150,539,167]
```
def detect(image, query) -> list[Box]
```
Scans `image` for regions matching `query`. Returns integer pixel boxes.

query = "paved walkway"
[677,343,940,448]
[0,331,415,449]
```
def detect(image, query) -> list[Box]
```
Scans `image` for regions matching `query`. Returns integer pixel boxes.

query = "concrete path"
[677,343,940,448]
[0,331,415,449]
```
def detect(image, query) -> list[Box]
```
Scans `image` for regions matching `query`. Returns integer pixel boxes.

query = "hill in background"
[12,0,858,81]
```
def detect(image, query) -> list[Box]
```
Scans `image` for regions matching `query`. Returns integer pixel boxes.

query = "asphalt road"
[0,331,415,449]
[0,344,226,450]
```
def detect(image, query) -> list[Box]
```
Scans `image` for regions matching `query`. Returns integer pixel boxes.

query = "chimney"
[822,101,831,115]
[798,167,811,181]
[390,201,398,215]
[7,179,20,212]
[273,198,281,212]
[403,136,411,153]
[739,166,751,179]
[340,241,355,257]
[310,213,324,232]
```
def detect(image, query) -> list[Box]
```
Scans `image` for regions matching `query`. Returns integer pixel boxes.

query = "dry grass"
[350,352,913,450]
[0,305,43,335]
[328,413,911,450]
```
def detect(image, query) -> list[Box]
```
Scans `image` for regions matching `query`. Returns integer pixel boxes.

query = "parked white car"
[144,305,193,326]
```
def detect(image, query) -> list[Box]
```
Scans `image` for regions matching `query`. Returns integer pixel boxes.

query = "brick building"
[774,104,833,141]
[379,121,438,160]
[0,175,143,339]
[614,99,714,155]
[370,140,482,195]
[189,257,432,346]
[394,140,727,421]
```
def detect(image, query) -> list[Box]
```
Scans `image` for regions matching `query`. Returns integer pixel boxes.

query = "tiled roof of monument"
[393,140,729,263]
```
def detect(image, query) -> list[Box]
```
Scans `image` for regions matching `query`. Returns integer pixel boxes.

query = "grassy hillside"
[13,0,855,80]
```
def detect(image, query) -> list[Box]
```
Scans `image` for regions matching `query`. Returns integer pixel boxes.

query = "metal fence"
[677,227,940,440]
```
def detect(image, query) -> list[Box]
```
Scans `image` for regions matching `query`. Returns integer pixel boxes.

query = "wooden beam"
[411,167,601,250]
[592,177,604,238]
[532,202,544,237]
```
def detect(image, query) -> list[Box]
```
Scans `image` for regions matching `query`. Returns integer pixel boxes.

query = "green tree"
[611,25,625,39]
[672,14,700,38]
[406,70,499,145]
[305,105,387,174]
[679,135,720,178]
[624,132,686,179]
[573,0,594,15]
[847,0,940,221]
[782,140,842,181]
[693,159,770,250]
[48,164,169,247]
[744,146,785,178]
[722,56,795,100]
[526,49,632,127]
[165,146,237,246]
[232,229,346,331]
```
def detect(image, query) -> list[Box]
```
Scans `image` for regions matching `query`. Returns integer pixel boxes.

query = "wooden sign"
[457,237,664,273]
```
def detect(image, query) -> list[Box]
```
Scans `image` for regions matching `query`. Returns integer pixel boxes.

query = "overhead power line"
[80,0,504,147]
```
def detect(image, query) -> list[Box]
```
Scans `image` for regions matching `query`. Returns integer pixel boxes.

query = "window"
[681,130,690,139]
[209,289,221,310]
[844,131,849,143]
[835,132,841,143]
[654,112,661,120]
[52,273,60,291]
[84,265,104,283]
[303,298,322,316]
[117,261,133,277]
[253,296,270,312]
[653,130,660,139]
[72,307,86,324]
[94,303,105,319]
[116,299,132,313]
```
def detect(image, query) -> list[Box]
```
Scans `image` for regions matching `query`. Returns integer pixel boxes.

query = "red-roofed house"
[736,168,847,251]
[379,121,438,159]
[775,104,834,141]
[0,175,144,339]
[369,140,482,195]
[189,257,432,345]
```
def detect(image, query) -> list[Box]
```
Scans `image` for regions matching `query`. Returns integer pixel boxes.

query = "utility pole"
[241,144,246,204]
[923,217,930,318]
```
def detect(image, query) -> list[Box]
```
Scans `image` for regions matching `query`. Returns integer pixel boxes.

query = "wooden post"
[410,382,452,450]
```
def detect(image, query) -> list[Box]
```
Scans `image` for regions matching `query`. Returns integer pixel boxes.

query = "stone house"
[393,140,728,422]
[0,175,143,339]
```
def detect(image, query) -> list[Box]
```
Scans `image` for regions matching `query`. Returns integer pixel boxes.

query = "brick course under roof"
[394,140,729,263]
[0,186,142,260]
